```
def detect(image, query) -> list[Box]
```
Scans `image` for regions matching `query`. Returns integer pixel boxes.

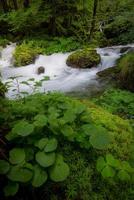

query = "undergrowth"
[0,93,134,199]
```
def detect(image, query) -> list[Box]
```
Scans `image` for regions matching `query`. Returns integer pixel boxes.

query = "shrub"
[0,37,10,47]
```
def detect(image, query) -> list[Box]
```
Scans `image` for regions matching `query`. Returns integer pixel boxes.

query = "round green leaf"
[96,157,106,172]
[49,155,69,182]
[118,170,131,181]
[4,182,19,197]
[0,160,10,174]
[34,114,47,128]
[90,128,111,150]
[44,138,58,152]
[7,166,33,183]
[81,124,98,136]
[106,154,121,168]
[101,166,115,178]
[32,165,48,187]
[122,161,134,173]
[12,121,34,136]
[9,148,25,164]
[35,138,49,150]
[35,152,55,167]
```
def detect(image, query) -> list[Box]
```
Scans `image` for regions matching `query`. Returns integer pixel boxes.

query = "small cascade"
[0,43,16,68]
[0,43,134,98]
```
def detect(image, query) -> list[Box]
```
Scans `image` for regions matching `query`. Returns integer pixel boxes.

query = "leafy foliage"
[94,89,134,119]
[0,93,134,198]
[97,154,134,181]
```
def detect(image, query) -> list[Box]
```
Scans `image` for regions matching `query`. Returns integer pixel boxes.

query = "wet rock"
[97,66,119,80]
[66,48,101,69]
[120,47,130,53]
[37,66,45,74]
[103,53,109,56]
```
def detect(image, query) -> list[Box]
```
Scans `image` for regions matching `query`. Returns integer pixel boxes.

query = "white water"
[0,43,134,98]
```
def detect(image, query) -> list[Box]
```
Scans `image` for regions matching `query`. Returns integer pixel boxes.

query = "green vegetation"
[94,89,134,119]
[0,93,134,198]
[0,81,7,97]
[66,48,101,68]
[0,37,10,47]
[13,37,81,66]
[118,52,134,92]
[13,42,42,66]
[0,0,134,199]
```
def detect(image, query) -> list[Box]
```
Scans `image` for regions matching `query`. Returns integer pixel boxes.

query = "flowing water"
[0,43,134,98]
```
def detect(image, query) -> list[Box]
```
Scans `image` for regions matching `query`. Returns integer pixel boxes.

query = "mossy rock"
[66,48,101,68]
[97,66,120,79]
[117,52,134,92]
[13,43,42,67]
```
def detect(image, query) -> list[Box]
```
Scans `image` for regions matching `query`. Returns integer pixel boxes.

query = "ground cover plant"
[0,93,134,199]
[94,89,134,119]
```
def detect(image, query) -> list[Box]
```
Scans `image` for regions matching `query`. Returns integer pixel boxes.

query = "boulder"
[66,48,101,69]
[37,66,45,74]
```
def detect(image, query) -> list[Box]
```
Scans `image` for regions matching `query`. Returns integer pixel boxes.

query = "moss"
[66,48,101,68]
[118,52,134,92]
[82,100,133,160]
[13,43,42,67]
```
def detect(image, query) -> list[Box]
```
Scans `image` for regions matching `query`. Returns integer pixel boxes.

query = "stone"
[37,66,45,74]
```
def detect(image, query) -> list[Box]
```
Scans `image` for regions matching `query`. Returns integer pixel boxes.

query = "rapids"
[0,43,134,98]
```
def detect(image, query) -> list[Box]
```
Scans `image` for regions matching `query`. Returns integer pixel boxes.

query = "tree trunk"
[89,0,98,40]
[12,0,18,10]
[23,0,29,8]
[1,0,9,13]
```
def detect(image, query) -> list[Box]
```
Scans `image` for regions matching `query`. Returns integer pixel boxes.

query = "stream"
[0,43,134,99]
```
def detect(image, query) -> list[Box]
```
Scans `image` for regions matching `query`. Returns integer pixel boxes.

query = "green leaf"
[12,121,34,137]
[90,127,111,150]
[0,160,10,174]
[81,124,97,136]
[96,157,106,172]
[35,152,55,167]
[34,114,47,128]
[49,155,69,182]
[7,166,33,183]
[106,154,121,168]
[61,125,74,140]
[122,161,134,173]
[44,138,58,152]
[63,110,76,123]
[32,165,48,187]
[35,138,49,150]
[4,182,19,197]
[74,104,86,114]
[9,148,25,164]
[101,166,115,178]
[118,170,131,181]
